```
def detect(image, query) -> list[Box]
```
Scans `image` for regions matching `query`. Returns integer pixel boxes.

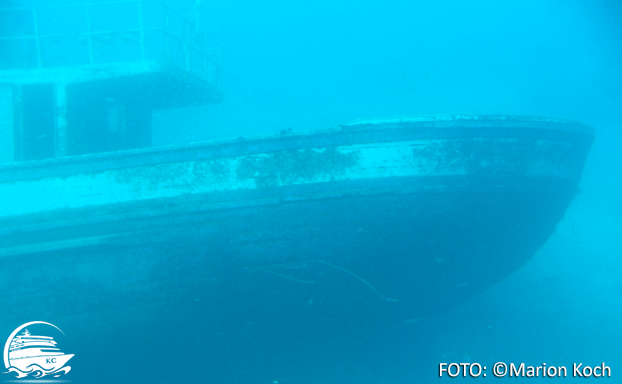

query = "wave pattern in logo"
[6,364,71,378]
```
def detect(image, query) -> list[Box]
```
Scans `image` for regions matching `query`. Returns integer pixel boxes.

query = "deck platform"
[0,1,222,161]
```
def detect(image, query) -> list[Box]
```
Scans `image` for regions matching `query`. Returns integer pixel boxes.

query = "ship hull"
[0,115,593,320]
[8,354,73,375]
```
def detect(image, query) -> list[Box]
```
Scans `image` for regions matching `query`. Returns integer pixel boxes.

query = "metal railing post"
[32,8,42,68]
[138,0,145,60]
[54,82,67,157]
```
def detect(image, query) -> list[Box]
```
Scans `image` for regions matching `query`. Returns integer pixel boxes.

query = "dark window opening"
[19,83,55,161]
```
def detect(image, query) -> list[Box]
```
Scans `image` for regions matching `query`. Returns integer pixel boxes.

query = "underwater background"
[1,0,621,383]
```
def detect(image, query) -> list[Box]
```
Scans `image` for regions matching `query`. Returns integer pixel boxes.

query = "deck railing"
[0,0,221,89]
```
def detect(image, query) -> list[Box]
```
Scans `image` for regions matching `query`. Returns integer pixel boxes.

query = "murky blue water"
[1,0,620,383]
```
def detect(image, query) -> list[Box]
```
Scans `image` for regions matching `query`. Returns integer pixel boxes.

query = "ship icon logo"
[3,321,73,379]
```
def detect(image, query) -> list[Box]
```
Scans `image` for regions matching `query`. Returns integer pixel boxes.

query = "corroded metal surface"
[0,133,589,220]
[0,115,594,323]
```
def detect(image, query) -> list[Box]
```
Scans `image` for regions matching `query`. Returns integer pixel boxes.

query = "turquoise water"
[1,0,620,383]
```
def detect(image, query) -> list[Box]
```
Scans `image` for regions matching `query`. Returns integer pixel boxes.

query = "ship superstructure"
[0,0,221,163]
